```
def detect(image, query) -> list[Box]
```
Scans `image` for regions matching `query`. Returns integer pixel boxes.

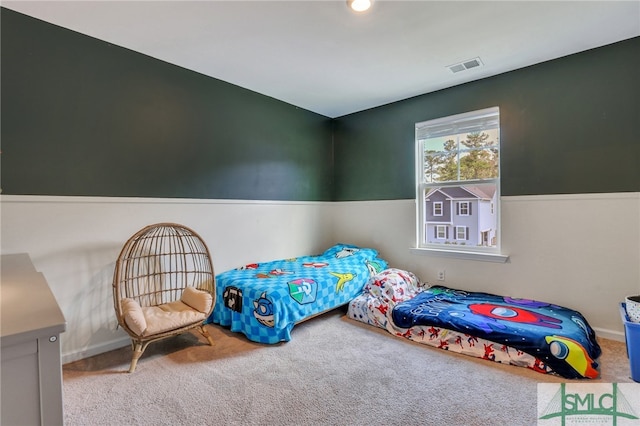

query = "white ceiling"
[3,1,639,118]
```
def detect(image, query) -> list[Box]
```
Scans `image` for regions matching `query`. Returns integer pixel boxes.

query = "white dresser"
[1,254,66,426]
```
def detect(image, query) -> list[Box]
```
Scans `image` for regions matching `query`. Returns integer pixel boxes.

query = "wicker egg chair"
[112,223,216,373]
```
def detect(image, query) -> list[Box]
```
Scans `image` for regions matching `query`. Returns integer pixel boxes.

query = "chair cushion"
[141,300,206,336]
[121,297,207,337]
[181,286,213,314]
[122,298,147,336]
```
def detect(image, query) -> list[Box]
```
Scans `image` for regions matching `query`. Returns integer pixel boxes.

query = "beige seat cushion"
[181,286,213,314]
[122,298,147,336]
[122,297,207,337]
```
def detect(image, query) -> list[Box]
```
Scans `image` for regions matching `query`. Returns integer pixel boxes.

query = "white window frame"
[456,226,467,241]
[433,202,443,216]
[458,201,470,216]
[436,225,447,239]
[413,107,508,263]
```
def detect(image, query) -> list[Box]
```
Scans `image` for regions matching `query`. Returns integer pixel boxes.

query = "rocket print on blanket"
[348,272,602,379]
[389,285,601,379]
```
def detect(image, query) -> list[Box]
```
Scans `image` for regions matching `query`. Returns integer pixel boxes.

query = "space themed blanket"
[348,271,601,379]
[207,244,387,344]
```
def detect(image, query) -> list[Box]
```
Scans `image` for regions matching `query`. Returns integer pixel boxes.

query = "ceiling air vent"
[447,57,483,74]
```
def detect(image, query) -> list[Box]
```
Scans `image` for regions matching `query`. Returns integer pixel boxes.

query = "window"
[456,226,468,241]
[458,201,470,216]
[416,107,502,257]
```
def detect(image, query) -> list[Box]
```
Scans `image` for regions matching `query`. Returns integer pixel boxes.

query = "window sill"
[409,247,510,263]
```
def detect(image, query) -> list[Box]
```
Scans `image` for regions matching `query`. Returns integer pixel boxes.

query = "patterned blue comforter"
[207,244,387,343]
[392,285,602,379]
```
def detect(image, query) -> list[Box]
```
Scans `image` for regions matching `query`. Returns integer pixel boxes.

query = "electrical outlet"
[437,270,445,281]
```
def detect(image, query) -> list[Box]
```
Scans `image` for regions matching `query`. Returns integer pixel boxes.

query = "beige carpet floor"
[63,308,635,425]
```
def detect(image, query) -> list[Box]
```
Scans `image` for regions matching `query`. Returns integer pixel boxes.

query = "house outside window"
[416,107,501,255]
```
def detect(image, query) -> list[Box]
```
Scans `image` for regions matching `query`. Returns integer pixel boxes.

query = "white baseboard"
[62,337,130,365]
[594,327,625,342]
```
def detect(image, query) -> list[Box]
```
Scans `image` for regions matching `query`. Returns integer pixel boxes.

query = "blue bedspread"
[391,285,602,379]
[207,244,387,344]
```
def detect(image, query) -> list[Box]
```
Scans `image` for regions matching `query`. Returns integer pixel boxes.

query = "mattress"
[348,269,602,379]
[207,244,388,344]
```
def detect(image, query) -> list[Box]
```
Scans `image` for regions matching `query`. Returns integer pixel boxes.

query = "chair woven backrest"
[113,223,215,314]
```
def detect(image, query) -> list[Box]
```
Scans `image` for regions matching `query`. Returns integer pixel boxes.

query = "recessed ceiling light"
[347,0,372,13]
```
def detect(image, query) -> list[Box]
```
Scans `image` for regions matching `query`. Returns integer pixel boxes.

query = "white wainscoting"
[1,193,638,362]
[0,195,334,363]
[331,193,640,342]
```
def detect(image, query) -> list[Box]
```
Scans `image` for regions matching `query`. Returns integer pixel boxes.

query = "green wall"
[1,8,334,201]
[333,37,640,200]
[2,8,638,202]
